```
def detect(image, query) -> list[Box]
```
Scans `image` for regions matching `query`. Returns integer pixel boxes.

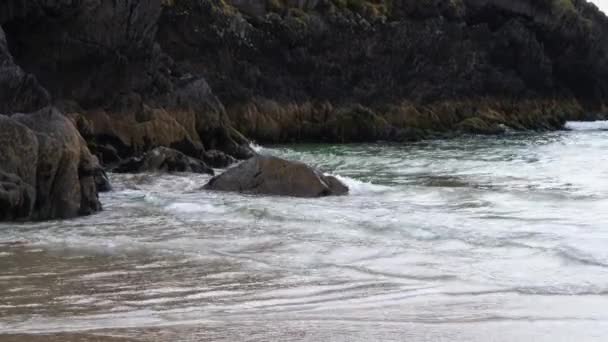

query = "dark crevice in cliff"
[3,18,125,109]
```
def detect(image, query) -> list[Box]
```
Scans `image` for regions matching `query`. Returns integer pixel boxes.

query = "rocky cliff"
[0,0,249,220]
[158,0,608,142]
[1,0,607,219]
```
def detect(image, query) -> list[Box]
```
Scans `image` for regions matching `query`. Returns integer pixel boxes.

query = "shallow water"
[2,124,608,341]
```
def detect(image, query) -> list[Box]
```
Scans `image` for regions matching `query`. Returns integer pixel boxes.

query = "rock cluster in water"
[204,156,349,197]
[1,0,608,220]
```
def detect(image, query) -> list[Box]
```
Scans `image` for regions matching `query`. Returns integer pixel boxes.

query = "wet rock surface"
[114,147,214,175]
[2,0,252,166]
[0,171,35,221]
[201,149,238,168]
[0,107,103,220]
[203,155,348,197]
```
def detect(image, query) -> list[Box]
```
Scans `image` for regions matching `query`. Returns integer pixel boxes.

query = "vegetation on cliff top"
[0,0,607,221]
[157,0,608,142]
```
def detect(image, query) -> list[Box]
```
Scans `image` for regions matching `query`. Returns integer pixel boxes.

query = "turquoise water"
[1,124,608,341]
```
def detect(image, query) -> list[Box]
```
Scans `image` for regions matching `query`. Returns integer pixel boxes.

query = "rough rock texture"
[0,107,103,221]
[201,150,238,168]
[1,0,253,165]
[158,0,608,141]
[114,147,214,174]
[0,171,35,221]
[204,155,349,197]
[2,0,608,219]
[2,0,607,158]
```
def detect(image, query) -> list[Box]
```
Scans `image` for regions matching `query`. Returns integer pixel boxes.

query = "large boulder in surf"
[203,155,348,197]
[0,107,104,221]
[114,146,214,175]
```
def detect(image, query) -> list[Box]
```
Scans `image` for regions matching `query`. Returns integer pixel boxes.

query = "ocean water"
[1,123,608,341]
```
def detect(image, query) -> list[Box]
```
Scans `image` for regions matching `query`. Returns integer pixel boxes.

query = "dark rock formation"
[0,0,255,221]
[114,146,214,174]
[0,171,35,221]
[95,170,113,193]
[201,150,238,168]
[2,0,607,155]
[0,25,49,114]
[0,107,103,221]
[1,0,608,220]
[158,0,608,142]
[203,155,349,197]
[1,0,253,165]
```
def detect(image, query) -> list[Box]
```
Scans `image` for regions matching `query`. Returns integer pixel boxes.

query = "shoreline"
[2,0,608,221]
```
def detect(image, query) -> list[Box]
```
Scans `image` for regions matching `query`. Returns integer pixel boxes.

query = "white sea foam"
[3,134,608,341]
[249,142,265,153]
[165,202,227,215]
[565,121,608,131]
[165,203,207,213]
[329,174,389,195]
[143,193,164,205]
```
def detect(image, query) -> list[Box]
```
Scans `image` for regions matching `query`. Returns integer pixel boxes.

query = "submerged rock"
[114,146,214,175]
[203,155,348,197]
